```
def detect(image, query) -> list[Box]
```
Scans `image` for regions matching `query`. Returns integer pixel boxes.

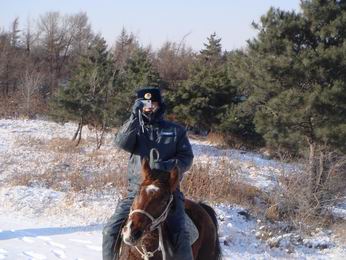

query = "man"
[102,87,194,260]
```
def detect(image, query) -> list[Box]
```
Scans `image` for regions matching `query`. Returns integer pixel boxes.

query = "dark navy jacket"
[114,107,194,192]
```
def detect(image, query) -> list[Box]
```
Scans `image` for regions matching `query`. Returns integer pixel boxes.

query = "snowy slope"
[1,119,346,260]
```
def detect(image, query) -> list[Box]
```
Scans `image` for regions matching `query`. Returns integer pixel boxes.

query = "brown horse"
[118,159,221,260]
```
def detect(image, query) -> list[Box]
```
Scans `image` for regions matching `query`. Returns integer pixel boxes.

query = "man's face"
[143,101,159,113]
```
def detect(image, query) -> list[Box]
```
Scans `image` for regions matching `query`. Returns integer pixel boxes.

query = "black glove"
[150,159,177,172]
[131,98,144,117]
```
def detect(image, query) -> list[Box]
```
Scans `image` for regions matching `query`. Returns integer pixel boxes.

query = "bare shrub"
[266,154,346,231]
[20,66,44,114]
[0,89,49,118]
[181,158,262,206]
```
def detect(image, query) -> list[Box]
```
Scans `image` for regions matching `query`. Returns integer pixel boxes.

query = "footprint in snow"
[0,248,8,260]
[37,236,51,241]
[51,249,66,259]
[22,236,35,243]
[86,245,102,252]
[22,251,47,260]
[48,241,66,249]
[68,239,92,244]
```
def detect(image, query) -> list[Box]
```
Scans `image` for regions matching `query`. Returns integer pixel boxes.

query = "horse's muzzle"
[122,221,143,246]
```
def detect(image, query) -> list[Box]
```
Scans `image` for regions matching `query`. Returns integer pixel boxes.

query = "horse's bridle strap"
[128,194,174,260]
[129,194,174,231]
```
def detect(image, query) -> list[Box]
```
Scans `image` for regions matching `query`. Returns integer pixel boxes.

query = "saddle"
[185,213,199,245]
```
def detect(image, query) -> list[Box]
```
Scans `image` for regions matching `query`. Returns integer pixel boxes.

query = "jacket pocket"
[158,130,176,144]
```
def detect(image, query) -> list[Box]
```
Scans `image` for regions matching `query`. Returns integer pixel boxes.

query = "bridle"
[127,194,174,260]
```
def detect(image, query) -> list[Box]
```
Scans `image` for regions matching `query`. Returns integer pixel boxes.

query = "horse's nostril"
[132,229,143,241]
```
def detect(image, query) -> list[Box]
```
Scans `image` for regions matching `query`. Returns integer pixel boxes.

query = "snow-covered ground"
[0,119,345,260]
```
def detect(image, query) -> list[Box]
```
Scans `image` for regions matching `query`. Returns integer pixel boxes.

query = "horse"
[117,159,221,260]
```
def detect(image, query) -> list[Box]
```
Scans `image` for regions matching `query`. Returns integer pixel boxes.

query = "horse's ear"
[169,167,179,192]
[141,158,151,180]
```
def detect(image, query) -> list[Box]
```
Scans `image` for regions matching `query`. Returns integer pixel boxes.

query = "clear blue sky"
[1,0,301,51]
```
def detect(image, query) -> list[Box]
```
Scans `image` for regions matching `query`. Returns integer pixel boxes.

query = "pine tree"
[171,33,237,132]
[217,50,264,145]
[112,28,139,73]
[200,32,223,65]
[241,0,346,198]
[112,48,160,124]
[51,36,116,148]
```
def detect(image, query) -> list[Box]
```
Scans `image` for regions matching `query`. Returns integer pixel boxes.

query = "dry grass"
[8,133,346,233]
[14,136,45,147]
[9,173,33,187]
[206,131,261,150]
[9,148,263,209]
[331,221,346,245]
[206,132,229,148]
[9,170,127,194]
[181,158,263,207]
[14,136,82,153]
[8,136,129,196]
[46,137,84,153]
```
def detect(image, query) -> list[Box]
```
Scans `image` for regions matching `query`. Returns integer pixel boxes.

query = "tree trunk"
[309,142,318,197]
[75,117,84,146]
[72,122,81,141]
[95,127,99,149]
[308,142,330,209]
[76,124,83,147]
[96,124,106,150]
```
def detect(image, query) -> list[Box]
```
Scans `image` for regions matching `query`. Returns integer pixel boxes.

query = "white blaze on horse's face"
[145,184,160,194]
[122,220,133,245]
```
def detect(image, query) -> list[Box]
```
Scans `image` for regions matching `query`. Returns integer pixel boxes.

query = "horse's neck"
[140,229,160,251]
[139,224,173,259]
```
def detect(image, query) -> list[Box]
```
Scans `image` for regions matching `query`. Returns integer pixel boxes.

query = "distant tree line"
[1,1,345,195]
[0,12,95,114]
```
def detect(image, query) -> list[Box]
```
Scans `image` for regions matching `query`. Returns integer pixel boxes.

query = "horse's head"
[122,158,179,246]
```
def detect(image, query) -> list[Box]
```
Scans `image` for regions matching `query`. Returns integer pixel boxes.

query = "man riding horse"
[102,87,194,260]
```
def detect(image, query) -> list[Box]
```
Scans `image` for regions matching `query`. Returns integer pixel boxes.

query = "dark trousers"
[102,190,193,260]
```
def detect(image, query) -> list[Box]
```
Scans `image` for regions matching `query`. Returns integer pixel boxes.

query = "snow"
[191,139,301,191]
[1,119,346,259]
[0,214,102,260]
[330,199,346,220]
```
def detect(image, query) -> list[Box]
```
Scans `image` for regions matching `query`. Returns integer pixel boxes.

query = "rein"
[128,194,174,260]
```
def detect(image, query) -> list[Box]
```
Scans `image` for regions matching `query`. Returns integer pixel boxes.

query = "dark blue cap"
[137,87,162,104]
